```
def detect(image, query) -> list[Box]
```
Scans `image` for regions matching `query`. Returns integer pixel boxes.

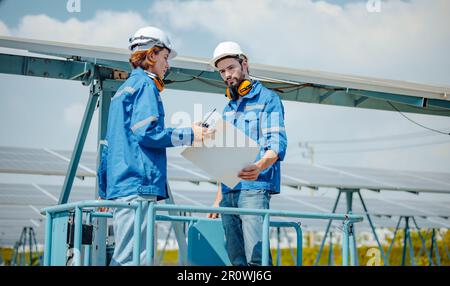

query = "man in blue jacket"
[207,42,288,266]
[97,26,212,265]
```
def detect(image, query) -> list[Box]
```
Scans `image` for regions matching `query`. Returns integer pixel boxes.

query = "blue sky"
[0,0,370,27]
[0,0,449,177]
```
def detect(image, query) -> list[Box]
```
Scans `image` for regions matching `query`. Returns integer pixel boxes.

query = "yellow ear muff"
[224,79,252,100]
[225,87,233,100]
[237,79,252,96]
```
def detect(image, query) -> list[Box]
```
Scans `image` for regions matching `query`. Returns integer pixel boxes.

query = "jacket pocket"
[243,112,260,141]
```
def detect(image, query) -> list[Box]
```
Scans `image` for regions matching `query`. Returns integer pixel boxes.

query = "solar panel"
[0,146,94,177]
[1,146,449,194]
[1,145,450,246]
[336,166,450,193]
[1,35,449,116]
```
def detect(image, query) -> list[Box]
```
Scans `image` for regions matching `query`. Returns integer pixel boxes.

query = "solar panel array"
[1,146,449,193]
[1,146,449,246]
[0,183,449,246]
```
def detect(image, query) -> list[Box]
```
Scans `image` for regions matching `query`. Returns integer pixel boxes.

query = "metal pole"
[133,201,142,266]
[262,214,270,266]
[315,190,342,265]
[342,220,350,266]
[276,227,281,266]
[28,227,33,266]
[146,201,156,266]
[58,80,99,204]
[431,229,441,266]
[21,228,26,266]
[12,241,19,266]
[387,216,402,261]
[295,224,303,266]
[401,216,409,266]
[92,87,112,266]
[73,207,83,266]
[157,224,173,265]
[349,223,357,266]
[357,191,387,265]
[405,217,415,266]
[345,190,358,266]
[44,212,52,266]
[328,232,334,266]
[31,228,41,266]
[83,212,92,266]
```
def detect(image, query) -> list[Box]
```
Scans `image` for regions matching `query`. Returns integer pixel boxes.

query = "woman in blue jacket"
[97,26,209,265]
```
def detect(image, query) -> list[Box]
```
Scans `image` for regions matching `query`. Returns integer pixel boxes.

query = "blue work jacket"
[97,67,193,200]
[221,80,287,194]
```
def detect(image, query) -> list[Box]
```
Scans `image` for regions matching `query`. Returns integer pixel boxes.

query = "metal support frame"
[328,232,334,266]
[58,75,99,204]
[411,217,434,265]
[430,229,442,266]
[11,227,41,266]
[386,216,441,266]
[276,227,281,266]
[315,188,386,266]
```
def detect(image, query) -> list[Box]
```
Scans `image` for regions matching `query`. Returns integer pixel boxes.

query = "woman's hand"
[192,122,215,146]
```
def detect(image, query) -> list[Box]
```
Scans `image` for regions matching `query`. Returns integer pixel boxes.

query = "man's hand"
[207,200,221,219]
[238,164,261,181]
[97,197,110,213]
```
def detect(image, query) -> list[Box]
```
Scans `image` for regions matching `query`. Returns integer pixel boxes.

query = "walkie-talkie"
[201,108,216,128]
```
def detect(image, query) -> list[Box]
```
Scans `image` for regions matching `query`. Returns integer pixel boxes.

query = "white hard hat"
[128,26,177,59]
[210,41,247,69]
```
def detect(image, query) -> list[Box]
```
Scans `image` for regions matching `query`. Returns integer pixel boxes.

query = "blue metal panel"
[187,219,231,266]
[50,211,70,266]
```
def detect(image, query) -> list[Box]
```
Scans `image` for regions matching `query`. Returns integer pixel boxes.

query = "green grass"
[2,230,448,266]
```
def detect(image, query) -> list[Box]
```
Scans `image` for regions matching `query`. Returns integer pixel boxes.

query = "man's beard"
[225,74,245,89]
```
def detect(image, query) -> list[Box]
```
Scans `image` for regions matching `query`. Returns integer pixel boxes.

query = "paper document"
[181,118,260,189]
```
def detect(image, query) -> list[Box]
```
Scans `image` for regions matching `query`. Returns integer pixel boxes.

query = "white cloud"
[1,0,448,86]
[0,20,10,36]
[150,0,450,85]
[0,1,448,172]
[1,11,148,49]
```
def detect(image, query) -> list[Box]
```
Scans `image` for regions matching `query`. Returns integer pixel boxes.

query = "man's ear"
[241,59,249,75]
